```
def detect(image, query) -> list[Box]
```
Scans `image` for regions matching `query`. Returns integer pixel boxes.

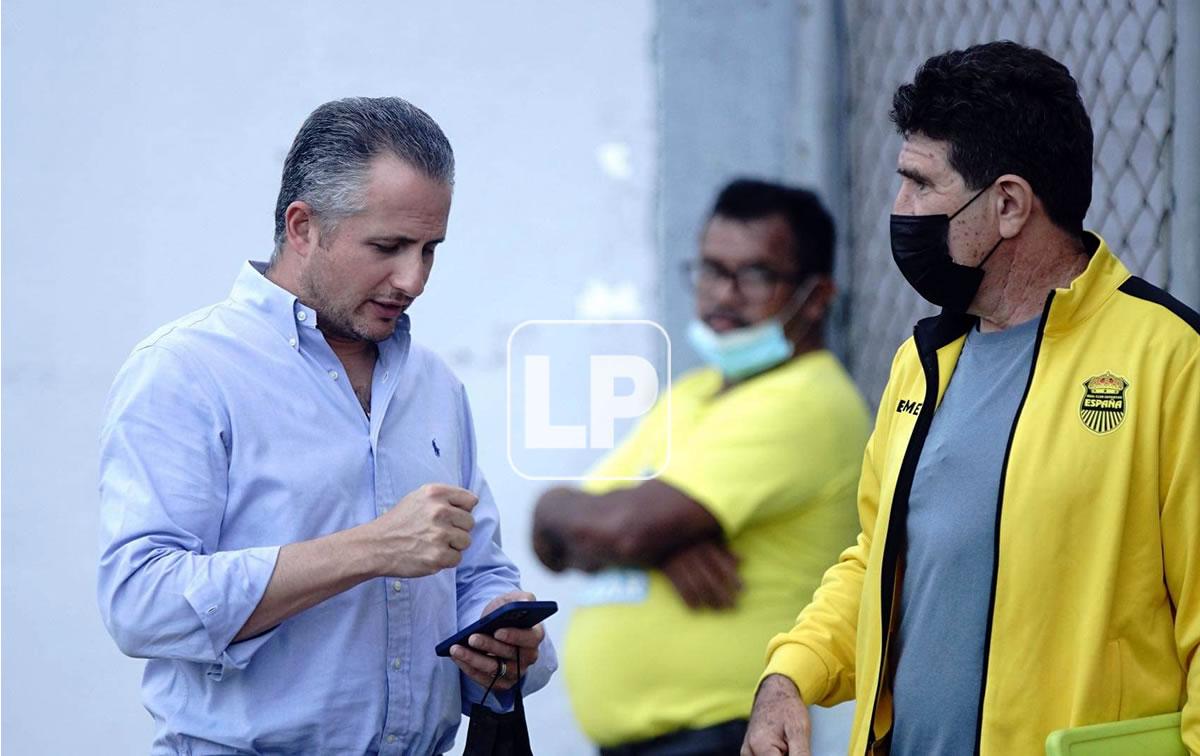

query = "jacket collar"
[914,231,1128,355]
[1042,233,1129,336]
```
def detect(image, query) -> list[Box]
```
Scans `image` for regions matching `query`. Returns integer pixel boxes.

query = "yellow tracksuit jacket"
[764,234,1200,754]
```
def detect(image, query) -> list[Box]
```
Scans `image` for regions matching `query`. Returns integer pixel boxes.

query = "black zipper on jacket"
[969,292,1054,755]
[862,316,955,753]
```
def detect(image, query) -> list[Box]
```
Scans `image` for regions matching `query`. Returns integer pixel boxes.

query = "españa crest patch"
[1079,372,1130,435]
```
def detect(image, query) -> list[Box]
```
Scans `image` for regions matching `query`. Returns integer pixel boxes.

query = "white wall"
[1,2,656,753]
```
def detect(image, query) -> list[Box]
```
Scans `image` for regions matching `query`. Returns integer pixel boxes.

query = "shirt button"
[206,605,218,614]
[392,580,403,592]
[329,370,339,380]
[392,658,402,670]
[296,311,307,322]
[386,734,397,744]
[288,337,297,348]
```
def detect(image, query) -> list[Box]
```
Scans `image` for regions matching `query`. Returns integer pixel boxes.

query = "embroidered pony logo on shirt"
[1079,372,1130,435]
[432,439,441,457]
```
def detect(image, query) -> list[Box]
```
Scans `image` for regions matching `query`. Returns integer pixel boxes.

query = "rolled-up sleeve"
[98,343,280,676]
[452,386,557,712]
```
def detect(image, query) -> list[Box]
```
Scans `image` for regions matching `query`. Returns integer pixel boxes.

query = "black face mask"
[890,184,1003,312]
[462,650,533,756]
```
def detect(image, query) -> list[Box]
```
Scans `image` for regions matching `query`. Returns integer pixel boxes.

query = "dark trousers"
[598,720,748,756]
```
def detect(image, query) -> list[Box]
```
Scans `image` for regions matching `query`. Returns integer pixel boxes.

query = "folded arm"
[532,480,723,572]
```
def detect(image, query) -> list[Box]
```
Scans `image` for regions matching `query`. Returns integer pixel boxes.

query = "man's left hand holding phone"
[448,591,547,692]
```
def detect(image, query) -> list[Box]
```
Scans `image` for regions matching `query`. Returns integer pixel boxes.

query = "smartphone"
[434,600,558,657]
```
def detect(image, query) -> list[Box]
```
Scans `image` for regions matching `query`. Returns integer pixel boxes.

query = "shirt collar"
[229,261,317,346]
[229,261,413,363]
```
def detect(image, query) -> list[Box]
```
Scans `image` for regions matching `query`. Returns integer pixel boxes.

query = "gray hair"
[271,97,455,262]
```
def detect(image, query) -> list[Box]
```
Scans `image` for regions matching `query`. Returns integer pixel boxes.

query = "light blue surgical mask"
[686,278,818,380]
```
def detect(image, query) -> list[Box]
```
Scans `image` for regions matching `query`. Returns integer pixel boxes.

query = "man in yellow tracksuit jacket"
[743,41,1198,756]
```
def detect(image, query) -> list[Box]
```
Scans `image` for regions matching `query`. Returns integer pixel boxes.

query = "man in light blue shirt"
[98,97,556,755]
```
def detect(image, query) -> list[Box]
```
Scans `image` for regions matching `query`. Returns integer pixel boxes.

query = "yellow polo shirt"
[563,349,869,746]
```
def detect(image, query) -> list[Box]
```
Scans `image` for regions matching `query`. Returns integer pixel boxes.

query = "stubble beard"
[300,258,394,344]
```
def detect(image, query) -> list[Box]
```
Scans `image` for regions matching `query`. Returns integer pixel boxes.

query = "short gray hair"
[271,97,455,261]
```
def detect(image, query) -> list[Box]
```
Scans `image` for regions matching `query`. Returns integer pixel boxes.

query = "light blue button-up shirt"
[98,262,555,755]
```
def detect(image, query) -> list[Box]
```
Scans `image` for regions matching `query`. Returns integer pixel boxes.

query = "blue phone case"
[435,600,558,657]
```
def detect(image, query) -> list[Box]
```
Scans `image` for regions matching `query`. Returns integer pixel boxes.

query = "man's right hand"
[232,483,479,642]
[742,674,812,756]
[364,483,479,577]
[660,539,742,609]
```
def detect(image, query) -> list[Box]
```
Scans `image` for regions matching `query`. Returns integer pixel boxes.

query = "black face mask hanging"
[462,650,533,756]
[890,184,1004,312]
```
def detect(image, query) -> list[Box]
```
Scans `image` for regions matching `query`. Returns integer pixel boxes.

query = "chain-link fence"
[841,0,1175,404]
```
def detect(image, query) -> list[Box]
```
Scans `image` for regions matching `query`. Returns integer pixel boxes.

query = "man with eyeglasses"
[532,179,869,755]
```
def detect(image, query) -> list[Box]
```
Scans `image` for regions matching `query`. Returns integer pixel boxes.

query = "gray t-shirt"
[890,317,1039,755]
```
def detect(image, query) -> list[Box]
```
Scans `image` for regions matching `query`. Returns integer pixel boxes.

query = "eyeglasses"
[682,259,803,301]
